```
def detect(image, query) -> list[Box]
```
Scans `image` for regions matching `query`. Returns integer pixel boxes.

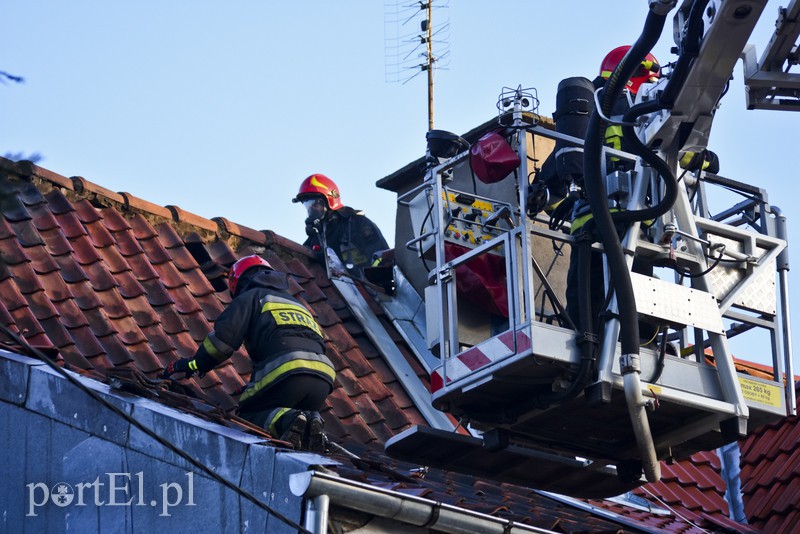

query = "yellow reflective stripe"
[570,208,624,234]
[268,408,291,436]
[188,360,198,371]
[239,359,336,403]
[546,197,565,211]
[570,212,594,234]
[202,337,225,360]
[261,302,322,337]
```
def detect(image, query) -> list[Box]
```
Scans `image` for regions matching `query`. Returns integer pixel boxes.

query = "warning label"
[738,377,782,408]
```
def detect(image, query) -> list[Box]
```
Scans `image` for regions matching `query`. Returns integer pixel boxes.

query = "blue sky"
[2,1,798,370]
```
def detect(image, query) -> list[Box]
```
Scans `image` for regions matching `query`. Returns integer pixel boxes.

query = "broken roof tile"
[205,238,238,266]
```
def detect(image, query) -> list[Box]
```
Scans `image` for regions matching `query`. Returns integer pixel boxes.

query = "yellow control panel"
[442,190,511,249]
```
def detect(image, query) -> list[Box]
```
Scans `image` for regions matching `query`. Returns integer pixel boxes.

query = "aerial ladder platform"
[385,0,797,498]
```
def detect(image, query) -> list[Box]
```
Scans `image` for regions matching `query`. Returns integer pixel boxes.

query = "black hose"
[660,0,710,108]
[613,0,709,224]
[583,9,669,356]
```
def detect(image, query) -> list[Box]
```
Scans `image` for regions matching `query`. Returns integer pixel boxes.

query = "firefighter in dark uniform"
[538,46,661,335]
[162,255,335,452]
[293,173,389,279]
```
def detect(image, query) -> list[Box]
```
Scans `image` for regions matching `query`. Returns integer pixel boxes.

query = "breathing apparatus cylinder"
[553,77,596,185]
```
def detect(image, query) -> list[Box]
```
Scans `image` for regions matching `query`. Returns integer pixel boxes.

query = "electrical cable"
[0,323,313,534]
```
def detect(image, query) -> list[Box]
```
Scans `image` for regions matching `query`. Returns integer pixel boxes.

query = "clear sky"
[2,1,797,371]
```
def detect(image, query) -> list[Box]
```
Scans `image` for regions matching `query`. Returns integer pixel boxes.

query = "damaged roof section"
[0,157,429,445]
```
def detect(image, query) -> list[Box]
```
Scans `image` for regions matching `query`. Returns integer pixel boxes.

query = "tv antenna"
[384,1,451,130]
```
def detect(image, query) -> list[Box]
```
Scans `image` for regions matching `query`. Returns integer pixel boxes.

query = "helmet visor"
[302,197,327,219]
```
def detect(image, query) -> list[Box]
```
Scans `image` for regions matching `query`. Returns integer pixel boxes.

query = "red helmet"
[292,173,344,211]
[229,255,272,296]
[600,45,660,95]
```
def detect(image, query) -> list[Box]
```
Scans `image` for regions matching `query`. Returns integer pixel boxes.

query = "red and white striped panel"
[431,329,531,392]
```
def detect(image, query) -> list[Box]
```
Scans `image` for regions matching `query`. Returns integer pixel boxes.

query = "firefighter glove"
[161,358,197,379]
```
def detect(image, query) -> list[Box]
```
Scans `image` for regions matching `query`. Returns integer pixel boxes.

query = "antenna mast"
[425,0,434,130]
[384,1,450,131]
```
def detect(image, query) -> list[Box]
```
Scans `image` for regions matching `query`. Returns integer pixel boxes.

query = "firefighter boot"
[278,411,307,450]
[305,411,327,454]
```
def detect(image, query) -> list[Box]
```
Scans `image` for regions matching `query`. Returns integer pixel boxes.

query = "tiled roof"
[0,158,430,445]
[2,156,797,533]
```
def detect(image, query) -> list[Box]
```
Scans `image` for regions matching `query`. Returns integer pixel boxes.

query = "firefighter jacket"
[191,270,335,411]
[303,206,389,277]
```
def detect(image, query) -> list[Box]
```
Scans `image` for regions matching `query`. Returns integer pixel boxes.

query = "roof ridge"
[2,156,276,249]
